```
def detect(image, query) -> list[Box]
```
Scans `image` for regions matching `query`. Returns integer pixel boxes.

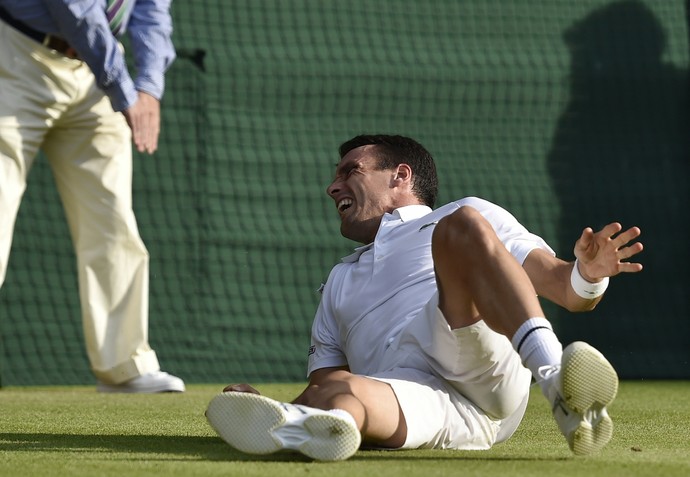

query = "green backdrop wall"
[1,0,688,385]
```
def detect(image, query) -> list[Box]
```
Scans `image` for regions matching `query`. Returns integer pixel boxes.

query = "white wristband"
[570,260,609,299]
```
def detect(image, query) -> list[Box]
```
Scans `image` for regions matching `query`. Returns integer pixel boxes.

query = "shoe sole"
[206,392,361,461]
[96,380,186,394]
[561,341,618,455]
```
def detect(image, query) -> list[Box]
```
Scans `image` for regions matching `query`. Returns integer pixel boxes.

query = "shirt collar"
[340,204,432,263]
[388,204,433,222]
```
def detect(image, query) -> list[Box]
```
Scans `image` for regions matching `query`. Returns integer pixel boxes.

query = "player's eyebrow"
[334,158,358,178]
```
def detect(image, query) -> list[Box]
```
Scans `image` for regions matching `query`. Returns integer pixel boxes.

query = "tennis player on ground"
[206,134,643,461]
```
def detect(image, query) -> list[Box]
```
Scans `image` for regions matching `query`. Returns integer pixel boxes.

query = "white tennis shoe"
[206,392,361,461]
[539,341,619,455]
[97,371,185,393]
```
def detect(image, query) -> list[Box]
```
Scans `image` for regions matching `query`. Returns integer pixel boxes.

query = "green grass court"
[1,381,688,477]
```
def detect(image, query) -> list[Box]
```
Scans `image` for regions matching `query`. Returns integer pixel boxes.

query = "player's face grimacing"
[326,145,401,244]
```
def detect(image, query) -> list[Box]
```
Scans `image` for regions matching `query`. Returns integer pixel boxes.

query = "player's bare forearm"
[524,223,643,313]
[523,252,595,312]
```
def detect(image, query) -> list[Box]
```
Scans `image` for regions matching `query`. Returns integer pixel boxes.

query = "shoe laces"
[536,364,561,384]
[534,364,562,405]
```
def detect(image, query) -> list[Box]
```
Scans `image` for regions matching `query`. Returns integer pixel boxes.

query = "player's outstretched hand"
[574,222,643,281]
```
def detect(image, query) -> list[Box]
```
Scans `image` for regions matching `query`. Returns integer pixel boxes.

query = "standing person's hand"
[123,92,161,154]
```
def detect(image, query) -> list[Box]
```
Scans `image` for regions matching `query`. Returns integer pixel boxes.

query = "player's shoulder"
[454,196,498,210]
[436,197,520,228]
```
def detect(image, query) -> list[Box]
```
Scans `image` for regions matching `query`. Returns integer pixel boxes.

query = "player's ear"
[393,163,412,184]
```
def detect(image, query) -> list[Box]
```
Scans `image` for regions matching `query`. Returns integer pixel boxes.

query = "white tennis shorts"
[370,294,532,450]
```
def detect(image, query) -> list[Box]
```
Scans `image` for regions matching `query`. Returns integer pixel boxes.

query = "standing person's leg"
[0,18,49,290]
[41,58,183,392]
[0,132,31,289]
[431,205,618,455]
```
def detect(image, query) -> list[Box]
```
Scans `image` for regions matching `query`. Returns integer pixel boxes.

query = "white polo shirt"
[307,196,554,377]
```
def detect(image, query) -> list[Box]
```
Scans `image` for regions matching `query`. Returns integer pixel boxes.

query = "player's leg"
[399,297,532,422]
[280,366,516,452]
[431,205,618,455]
[206,369,493,459]
[293,369,407,448]
[431,205,544,336]
[206,371,399,461]
[430,206,556,416]
[380,292,531,444]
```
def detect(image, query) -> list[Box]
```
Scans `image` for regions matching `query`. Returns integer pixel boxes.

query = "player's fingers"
[575,227,594,250]
[599,222,623,239]
[618,261,643,273]
[618,241,644,260]
[612,226,642,249]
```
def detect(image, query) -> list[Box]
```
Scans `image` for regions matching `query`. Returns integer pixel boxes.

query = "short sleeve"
[306,270,348,377]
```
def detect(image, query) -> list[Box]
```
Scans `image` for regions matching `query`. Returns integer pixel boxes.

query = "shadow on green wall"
[547,0,690,378]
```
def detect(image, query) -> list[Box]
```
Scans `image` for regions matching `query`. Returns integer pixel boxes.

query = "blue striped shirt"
[0,0,175,112]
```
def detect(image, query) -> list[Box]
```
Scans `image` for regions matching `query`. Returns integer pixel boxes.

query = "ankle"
[512,318,563,380]
[535,364,561,401]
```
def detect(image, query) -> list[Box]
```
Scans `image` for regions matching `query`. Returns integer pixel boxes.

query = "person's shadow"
[546,0,690,378]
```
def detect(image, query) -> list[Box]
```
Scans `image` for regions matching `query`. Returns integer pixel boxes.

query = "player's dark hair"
[338,134,438,208]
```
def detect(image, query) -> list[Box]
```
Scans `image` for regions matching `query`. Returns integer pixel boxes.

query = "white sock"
[511,317,563,396]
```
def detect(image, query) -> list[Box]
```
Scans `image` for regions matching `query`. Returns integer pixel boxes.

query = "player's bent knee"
[297,371,358,409]
[433,206,494,257]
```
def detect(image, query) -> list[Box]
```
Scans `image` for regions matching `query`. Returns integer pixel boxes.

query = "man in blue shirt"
[0,1,184,392]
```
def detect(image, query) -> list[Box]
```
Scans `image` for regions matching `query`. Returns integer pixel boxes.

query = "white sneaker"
[97,371,185,393]
[206,392,361,461]
[539,341,619,456]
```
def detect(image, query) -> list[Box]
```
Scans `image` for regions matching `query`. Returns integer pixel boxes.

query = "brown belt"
[42,36,80,60]
[0,6,80,60]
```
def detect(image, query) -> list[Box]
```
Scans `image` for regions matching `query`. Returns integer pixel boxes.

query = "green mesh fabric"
[1,0,688,385]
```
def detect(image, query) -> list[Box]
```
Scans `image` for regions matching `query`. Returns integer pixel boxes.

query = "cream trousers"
[0,19,160,384]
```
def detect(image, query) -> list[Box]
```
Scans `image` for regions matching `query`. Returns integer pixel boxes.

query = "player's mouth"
[337,198,353,216]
